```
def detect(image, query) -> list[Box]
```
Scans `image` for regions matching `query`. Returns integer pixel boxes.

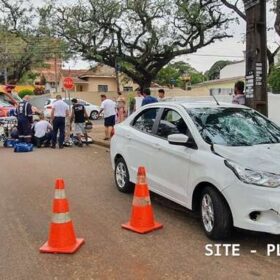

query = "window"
[132,108,159,134]
[123,86,133,92]
[157,109,188,139]
[98,85,108,92]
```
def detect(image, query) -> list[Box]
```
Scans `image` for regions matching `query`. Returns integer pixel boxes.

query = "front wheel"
[114,157,134,193]
[90,111,99,120]
[200,186,233,240]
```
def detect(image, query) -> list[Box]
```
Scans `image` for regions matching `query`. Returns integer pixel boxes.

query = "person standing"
[34,114,53,148]
[116,92,127,123]
[51,95,69,149]
[141,88,158,106]
[98,94,116,140]
[134,90,144,112]
[16,95,33,143]
[158,89,166,101]
[70,98,89,147]
[232,81,245,105]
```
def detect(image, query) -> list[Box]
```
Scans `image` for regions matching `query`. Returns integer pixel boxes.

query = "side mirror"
[168,134,189,146]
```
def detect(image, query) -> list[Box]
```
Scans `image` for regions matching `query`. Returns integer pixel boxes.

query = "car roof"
[151,100,247,109]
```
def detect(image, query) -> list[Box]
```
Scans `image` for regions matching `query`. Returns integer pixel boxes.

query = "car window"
[157,109,188,139]
[44,100,51,106]
[132,108,160,134]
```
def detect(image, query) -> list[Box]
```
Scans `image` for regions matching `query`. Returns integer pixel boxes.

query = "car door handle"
[126,134,132,140]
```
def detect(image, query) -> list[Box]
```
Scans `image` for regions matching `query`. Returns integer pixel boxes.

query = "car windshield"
[187,107,280,146]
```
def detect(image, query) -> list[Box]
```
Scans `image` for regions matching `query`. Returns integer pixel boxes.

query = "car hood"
[214,144,280,173]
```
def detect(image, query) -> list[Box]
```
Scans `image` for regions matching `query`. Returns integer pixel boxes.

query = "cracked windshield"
[187,108,280,146]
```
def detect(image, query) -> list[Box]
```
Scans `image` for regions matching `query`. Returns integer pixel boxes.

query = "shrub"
[268,67,280,94]
[18,89,34,99]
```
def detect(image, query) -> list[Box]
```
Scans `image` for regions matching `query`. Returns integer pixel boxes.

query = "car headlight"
[225,160,280,188]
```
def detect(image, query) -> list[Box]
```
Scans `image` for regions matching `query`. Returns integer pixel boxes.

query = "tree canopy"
[45,0,233,89]
[205,60,233,80]
[0,0,68,84]
[156,61,205,87]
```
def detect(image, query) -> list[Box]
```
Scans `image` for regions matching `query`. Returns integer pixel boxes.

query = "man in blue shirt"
[141,88,158,106]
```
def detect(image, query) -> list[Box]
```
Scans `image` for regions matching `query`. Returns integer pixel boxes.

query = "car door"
[149,108,196,206]
[124,107,161,187]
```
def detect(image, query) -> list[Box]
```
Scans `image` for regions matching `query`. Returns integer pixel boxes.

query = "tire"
[114,157,134,193]
[90,111,99,120]
[200,186,233,240]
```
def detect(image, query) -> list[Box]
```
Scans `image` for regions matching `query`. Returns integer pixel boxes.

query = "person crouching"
[34,114,53,148]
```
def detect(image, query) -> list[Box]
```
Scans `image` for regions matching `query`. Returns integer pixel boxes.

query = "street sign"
[63,77,74,90]
[244,0,259,10]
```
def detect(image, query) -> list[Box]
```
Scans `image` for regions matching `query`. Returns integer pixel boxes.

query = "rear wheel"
[200,186,233,240]
[114,157,134,193]
[90,111,99,120]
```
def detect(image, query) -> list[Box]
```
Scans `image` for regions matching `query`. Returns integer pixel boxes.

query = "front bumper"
[223,181,280,234]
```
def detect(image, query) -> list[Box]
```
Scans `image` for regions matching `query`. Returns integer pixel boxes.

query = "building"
[220,61,245,79]
[37,62,138,93]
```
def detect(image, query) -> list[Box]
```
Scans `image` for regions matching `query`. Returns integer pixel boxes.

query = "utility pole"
[244,0,268,116]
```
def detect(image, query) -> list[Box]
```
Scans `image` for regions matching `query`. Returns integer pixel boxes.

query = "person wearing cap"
[51,95,69,149]
[70,98,89,147]
[16,95,33,143]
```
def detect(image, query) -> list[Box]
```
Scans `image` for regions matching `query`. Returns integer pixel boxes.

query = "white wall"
[220,61,245,79]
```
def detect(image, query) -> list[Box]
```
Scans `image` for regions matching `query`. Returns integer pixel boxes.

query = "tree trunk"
[275,0,280,37]
[137,79,153,93]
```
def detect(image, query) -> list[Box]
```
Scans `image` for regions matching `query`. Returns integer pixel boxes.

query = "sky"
[31,0,279,73]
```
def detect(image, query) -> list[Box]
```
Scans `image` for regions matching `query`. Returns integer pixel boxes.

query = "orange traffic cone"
[40,179,84,254]
[122,167,163,234]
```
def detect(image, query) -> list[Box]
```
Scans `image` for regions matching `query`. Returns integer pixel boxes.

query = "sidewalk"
[88,124,110,148]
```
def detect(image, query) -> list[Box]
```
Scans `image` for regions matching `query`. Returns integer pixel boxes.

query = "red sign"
[63,77,74,90]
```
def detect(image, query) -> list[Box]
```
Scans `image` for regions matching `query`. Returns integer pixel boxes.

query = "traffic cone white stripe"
[132,196,151,207]
[52,212,71,224]
[54,189,66,199]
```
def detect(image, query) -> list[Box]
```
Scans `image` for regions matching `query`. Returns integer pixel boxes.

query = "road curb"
[92,140,110,148]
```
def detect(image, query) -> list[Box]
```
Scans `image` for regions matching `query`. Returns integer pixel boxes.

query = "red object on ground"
[63,77,74,90]
[39,178,84,254]
[122,166,163,234]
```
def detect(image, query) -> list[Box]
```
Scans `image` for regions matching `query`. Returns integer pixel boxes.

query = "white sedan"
[111,101,280,239]
[44,98,101,120]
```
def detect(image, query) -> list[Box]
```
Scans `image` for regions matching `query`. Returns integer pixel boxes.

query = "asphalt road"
[0,145,280,280]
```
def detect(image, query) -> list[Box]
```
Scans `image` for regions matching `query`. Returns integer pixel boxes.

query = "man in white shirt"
[34,114,53,148]
[51,95,69,149]
[134,90,144,112]
[98,94,116,140]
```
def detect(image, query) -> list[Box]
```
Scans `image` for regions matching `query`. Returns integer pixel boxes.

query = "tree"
[220,0,280,74]
[205,60,233,80]
[0,0,69,83]
[47,0,234,90]
[268,66,280,93]
[156,61,205,87]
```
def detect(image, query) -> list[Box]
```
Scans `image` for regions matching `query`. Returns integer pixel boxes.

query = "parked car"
[0,100,16,117]
[44,98,101,120]
[111,101,280,240]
